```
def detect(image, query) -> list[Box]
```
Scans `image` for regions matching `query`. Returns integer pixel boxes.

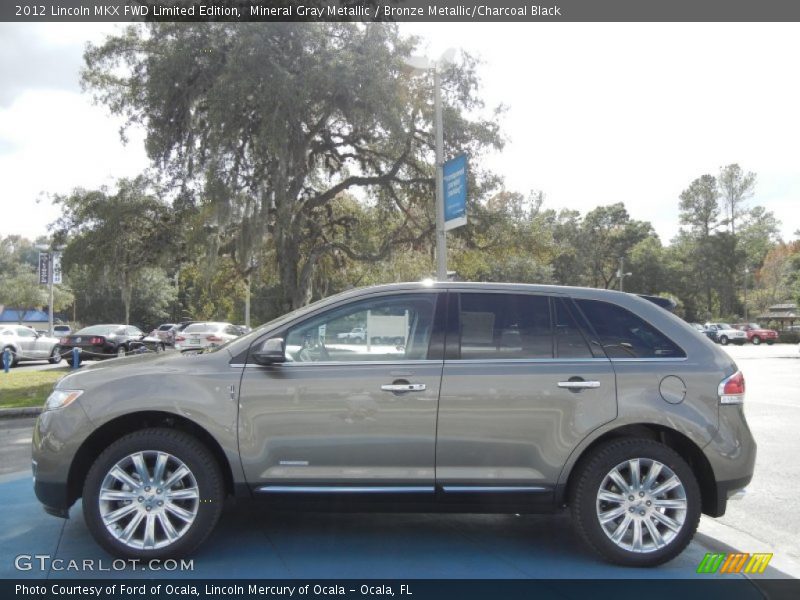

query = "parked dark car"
[58,324,164,360]
[690,322,717,342]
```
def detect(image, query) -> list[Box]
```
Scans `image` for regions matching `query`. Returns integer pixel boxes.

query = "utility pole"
[434,64,447,281]
[617,257,632,292]
[744,266,749,323]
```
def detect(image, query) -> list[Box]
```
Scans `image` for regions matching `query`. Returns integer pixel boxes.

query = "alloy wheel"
[595,458,687,553]
[98,451,200,551]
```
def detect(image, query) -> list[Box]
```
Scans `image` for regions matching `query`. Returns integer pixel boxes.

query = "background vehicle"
[33,283,755,568]
[704,322,747,345]
[150,323,178,346]
[0,325,61,366]
[734,323,778,345]
[53,324,72,337]
[58,324,160,359]
[174,321,240,351]
[336,326,366,342]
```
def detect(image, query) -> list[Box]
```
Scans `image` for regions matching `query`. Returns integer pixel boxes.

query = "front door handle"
[557,380,601,389]
[381,383,427,392]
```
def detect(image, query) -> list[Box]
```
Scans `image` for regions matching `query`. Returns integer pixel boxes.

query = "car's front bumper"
[32,400,94,517]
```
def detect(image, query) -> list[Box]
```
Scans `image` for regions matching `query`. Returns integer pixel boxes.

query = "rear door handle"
[381,383,427,392]
[557,380,601,389]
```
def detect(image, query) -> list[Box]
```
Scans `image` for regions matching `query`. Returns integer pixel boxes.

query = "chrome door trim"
[441,485,549,493]
[255,485,435,494]
[381,383,427,392]
[557,380,601,389]
[230,360,442,368]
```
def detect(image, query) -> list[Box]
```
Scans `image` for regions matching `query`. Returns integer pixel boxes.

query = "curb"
[0,406,42,418]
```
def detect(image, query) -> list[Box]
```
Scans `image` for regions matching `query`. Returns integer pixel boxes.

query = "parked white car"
[0,325,62,366]
[704,322,747,346]
[174,322,241,352]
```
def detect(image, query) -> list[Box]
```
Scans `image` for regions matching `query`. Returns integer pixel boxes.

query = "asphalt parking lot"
[0,343,797,581]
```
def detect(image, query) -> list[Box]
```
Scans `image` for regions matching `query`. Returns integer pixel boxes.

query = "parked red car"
[734,323,778,345]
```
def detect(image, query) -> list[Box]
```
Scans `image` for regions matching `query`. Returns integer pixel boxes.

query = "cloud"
[0,23,85,107]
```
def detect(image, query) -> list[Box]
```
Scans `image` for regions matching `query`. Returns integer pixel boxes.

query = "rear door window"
[553,298,595,358]
[574,299,685,359]
[456,293,551,359]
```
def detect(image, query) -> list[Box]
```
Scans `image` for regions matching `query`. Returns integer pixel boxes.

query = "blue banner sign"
[443,154,467,231]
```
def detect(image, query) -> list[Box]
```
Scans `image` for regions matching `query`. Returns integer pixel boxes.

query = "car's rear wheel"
[116,345,127,358]
[751,336,761,345]
[82,428,224,559]
[719,335,729,345]
[570,438,701,567]
[48,346,62,364]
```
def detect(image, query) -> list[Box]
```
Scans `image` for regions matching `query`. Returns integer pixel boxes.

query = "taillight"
[718,371,745,404]
[176,335,185,342]
[206,335,223,342]
[90,337,104,345]
[60,337,68,344]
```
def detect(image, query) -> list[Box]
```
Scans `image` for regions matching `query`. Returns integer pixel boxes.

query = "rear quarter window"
[574,299,686,359]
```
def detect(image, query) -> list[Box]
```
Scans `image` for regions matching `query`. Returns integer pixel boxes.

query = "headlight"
[44,389,83,411]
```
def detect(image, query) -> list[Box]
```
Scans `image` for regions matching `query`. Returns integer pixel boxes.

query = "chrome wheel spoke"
[131,453,151,484]
[598,490,625,504]
[162,466,190,489]
[599,506,627,524]
[167,487,199,501]
[165,501,195,523]
[100,490,139,502]
[609,468,631,494]
[651,510,682,532]
[120,511,145,543]
[650,476,681,497]
[109,466,140,490]
[152,452,168,485]
[611,514,633,543]
[102,502,138,525]
[642,462,663,491]
[157,513,179,543]
[143,513,157,549]
[631,519,643,551]
[629,459,641,488]
[652,498,687,509]
[644,516,665,548]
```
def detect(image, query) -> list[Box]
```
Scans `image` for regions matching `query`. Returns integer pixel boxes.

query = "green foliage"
[83,22,502,311]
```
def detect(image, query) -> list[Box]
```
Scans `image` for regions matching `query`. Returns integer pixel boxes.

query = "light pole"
[617,256,632,292]
[404,49,456,281]
[744,266,749,323]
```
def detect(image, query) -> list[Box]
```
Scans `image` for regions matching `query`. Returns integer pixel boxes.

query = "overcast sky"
[1,22,798,244]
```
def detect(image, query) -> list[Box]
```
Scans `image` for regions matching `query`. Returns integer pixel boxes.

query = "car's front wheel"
[570,438,701,567]
[48,346,62,364]
[82,428,224,559]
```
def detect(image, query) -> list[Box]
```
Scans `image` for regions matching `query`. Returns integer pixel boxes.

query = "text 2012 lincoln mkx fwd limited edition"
[32,282,755,566]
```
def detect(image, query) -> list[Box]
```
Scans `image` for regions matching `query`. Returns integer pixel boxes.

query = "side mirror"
[252,338,286,365]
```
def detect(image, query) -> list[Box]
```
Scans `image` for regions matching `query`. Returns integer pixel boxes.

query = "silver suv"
[32,282,755,566]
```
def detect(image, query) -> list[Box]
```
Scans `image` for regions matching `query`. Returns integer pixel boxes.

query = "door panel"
[435,292,617,489]
[436,360,616,486]
[238,291,443,489]
[238,363,442,486]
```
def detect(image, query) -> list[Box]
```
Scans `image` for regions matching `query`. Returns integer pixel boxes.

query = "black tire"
[570,438,701,567]
[48,346,62,364]
[82,428,225,559]
[719,335,729,345]
[766,340,775,345]
[116,344,127,358]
